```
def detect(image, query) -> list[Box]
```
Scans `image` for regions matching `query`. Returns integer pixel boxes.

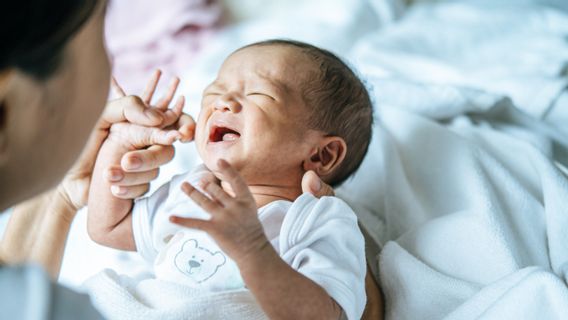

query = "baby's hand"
[169,159,268,265]
[103,71,196,198]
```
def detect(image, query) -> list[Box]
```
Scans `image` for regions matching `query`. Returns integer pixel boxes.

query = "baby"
[88,39,373,319]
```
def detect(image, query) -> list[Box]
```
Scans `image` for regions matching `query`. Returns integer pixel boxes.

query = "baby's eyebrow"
[256,75,290,95]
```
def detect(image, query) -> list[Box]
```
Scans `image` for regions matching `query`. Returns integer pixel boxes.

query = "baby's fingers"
[155,77,180,110]
[201,180,232,205]
[110,77,126,98]
[301,170,335,198]
[161,96,186,128]
[103,96,163,129]
[142,69,162,104]
[181,182,221,214]
[175,113,196,142]
[169,216,212,233]
[216,159,250,199]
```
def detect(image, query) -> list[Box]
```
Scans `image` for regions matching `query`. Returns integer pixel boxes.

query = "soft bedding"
[48,0,568,319]
[336,1,568,318]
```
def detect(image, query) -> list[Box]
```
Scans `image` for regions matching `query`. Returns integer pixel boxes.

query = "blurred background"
[1,0,567,290]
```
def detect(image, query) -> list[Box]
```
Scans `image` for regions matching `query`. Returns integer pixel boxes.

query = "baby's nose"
[215,94,242,113]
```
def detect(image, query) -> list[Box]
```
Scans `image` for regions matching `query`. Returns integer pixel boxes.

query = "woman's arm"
[0,185,78,279]
[238,242,342,319]
[0,190,53,266]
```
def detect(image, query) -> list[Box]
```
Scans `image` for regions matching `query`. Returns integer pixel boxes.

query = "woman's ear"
[303,136,347,179]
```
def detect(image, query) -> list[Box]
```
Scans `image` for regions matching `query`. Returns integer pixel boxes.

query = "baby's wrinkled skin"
[195,45,338,208]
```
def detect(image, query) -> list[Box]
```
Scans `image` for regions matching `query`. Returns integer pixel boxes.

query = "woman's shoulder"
[0,264,103,319]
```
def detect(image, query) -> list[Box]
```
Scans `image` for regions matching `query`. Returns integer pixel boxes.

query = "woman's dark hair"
[0,0,99,79]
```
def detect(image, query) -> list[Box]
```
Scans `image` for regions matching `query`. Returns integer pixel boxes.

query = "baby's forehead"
[219,45,316,87]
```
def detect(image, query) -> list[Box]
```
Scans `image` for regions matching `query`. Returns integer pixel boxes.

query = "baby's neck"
[221,181,302,208]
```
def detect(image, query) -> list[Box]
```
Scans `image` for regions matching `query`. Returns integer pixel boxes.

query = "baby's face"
[195,45,322,186]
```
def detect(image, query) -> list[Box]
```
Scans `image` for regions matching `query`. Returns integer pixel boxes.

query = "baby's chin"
[202,154,240,175]
[202,155,269,186]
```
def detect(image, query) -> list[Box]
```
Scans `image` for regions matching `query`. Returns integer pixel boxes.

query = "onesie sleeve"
[278,194,367,320]
[131,180,172,263]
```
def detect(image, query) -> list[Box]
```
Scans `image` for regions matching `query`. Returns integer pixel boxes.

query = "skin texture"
[196,45,347,208]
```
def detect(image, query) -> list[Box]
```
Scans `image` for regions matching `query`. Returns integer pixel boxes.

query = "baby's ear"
[303,136,347,180]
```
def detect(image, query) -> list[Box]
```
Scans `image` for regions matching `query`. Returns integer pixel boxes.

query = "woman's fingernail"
[111,185,126,196]
[126,157,142,170]
[107,169,123,182]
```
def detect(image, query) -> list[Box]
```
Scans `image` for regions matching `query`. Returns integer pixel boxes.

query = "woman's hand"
[60,70,195,212]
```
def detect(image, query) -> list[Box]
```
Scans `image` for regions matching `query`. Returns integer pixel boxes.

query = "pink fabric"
[104,0,223,95]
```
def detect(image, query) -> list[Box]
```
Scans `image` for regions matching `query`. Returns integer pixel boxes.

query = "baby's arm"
[87,131,138,250]
[170,160,343,319]
[88,72,194,250]
[238,241,343,319]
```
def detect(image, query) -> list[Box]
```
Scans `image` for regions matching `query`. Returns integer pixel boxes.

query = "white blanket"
[83,269,267,320]
[335,2,568,319]
[369,105,568,319]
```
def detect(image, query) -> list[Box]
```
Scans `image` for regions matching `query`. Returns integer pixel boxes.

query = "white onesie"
[131,166,367,320]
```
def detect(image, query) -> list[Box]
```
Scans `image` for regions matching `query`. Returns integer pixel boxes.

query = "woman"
[0,0,340,318]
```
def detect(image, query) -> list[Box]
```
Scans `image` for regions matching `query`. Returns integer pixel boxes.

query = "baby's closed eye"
[246,92,276,101]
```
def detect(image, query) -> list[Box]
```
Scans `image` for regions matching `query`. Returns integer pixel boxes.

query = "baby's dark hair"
[242,39,373,187]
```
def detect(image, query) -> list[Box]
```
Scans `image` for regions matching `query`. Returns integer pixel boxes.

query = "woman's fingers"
[155,77,180,110]
[181,182,220,213]
[105,166,159,186]
[216,159,250,199]
[141,69,162,104]
[110,183,149,199]
[112,122,180,148]
[301,170,335,197]
[120,144,175,173]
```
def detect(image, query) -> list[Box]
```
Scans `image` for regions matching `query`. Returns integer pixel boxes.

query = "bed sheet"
[50,6,568,320]
[336,1,568,319]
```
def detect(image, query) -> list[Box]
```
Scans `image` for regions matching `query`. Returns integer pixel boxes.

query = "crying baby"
[87,39,373,320]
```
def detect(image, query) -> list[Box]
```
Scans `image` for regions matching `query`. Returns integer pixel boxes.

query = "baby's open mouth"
[209,125,241,143]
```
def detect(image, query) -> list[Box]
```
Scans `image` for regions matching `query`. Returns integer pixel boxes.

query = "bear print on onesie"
[154,230,245,291]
